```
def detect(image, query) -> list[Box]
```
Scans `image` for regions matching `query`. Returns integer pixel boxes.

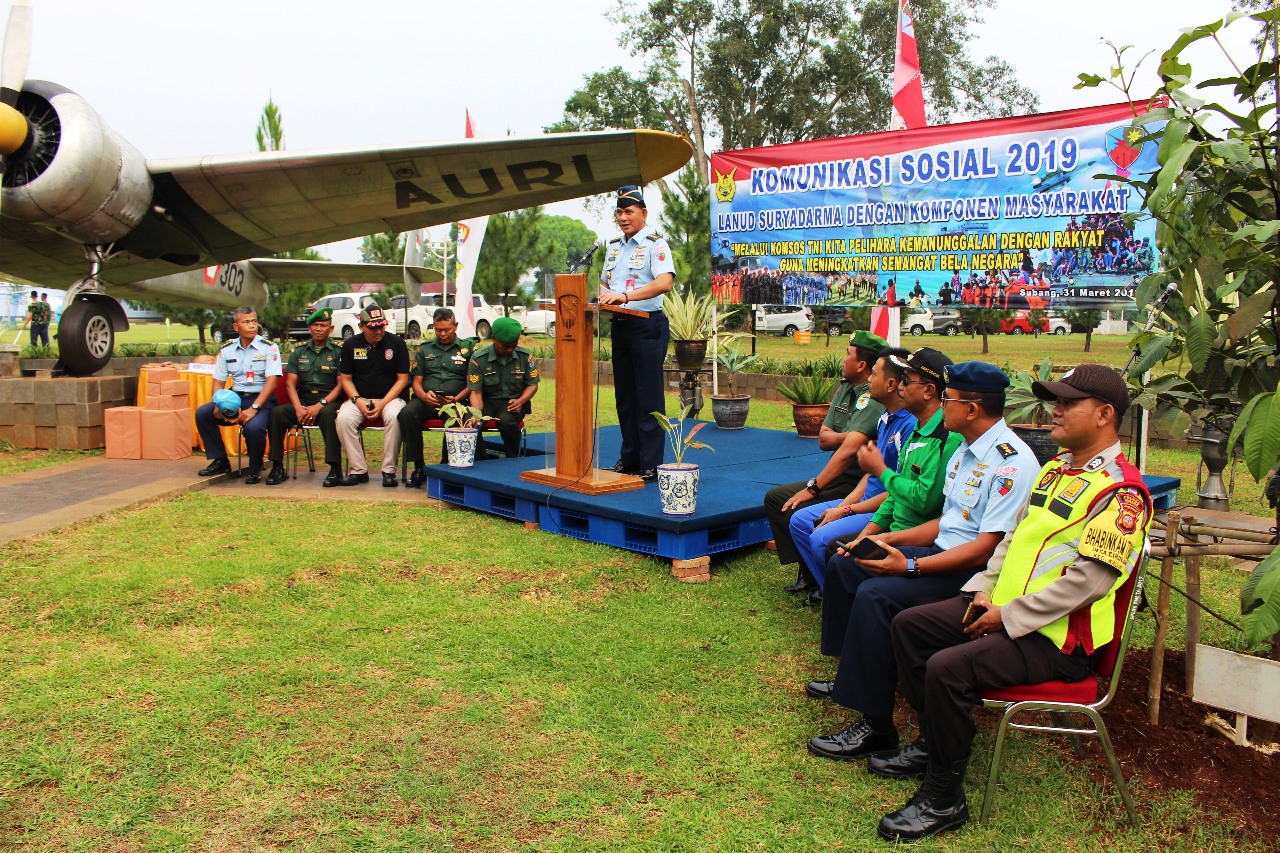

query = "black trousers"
[763,471,862,566]
[611,311,670,470]
[890,596,1092,766]
[479,397,525,458]
[397,397,447,466]
[267,399,340,468]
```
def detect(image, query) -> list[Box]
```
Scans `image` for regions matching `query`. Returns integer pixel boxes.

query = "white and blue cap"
[212,389,242,417]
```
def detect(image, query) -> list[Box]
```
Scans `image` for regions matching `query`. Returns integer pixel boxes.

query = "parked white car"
[753,304,814,336]
[522,299,558,337]
[311,292,399,340]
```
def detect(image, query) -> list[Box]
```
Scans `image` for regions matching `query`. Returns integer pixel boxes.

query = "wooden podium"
[519,273,648,494]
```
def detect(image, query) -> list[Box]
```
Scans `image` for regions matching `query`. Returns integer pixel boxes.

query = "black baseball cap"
[1033,364,1130,415]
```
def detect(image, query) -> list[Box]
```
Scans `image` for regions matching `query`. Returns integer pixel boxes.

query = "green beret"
[491,316,523,344]
[307,307,333,324]
[851,329,890,352]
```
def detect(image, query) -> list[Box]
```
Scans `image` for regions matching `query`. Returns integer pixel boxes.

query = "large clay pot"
[711,394,750,430]
[792,403,830,438]
[444,428,480,468]
[1010,424,1058,467]
[672,339,709,371]
[657,463,700,516]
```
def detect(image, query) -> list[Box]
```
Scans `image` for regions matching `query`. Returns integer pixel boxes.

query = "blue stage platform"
[425,425,1182,561]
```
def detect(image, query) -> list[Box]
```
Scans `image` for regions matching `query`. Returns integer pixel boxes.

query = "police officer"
[465,317,538,459]
[598,185,674,482]
[195,307,282,483]
[806,362,1039,763]
[264,307,344,487]
[399,308,475,487]
[877,365,1153,842]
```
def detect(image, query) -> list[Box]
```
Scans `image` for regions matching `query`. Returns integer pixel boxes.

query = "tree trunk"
[982,328,989,354]
[1085,330,1093,352]
[679,77,709,179]
[197,325,207,346]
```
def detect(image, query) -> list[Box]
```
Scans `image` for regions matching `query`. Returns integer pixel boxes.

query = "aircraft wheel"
[548,321,556,339]
[342,326,355,340]
[407,321,422,340]
[476,320,491,340]
[58,300,115,376]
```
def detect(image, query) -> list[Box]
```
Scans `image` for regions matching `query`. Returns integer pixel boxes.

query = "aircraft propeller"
[0,0,32,190]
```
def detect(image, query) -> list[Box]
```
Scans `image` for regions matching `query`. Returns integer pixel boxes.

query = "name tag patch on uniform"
[354,348,368,359]
[1080,525,1135,570]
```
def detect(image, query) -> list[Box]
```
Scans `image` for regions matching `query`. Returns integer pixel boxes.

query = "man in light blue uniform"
[195,307,282,483]
[598,185,675,481]
[806,362,1040,762]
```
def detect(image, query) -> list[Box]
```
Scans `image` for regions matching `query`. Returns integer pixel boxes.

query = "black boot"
[867,735,929,779]
[876,758,969,842]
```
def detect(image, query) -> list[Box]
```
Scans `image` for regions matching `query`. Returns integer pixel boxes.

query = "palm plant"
[651,404,713,466]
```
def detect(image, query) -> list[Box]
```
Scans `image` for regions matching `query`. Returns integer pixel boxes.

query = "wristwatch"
[250,403,260,411]
[905,559,919,579]
[805,477,820,493]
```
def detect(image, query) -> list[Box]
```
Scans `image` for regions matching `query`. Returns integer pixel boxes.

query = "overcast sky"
[23,0,1256,263]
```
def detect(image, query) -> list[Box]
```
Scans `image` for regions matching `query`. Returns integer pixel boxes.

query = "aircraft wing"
[0,129,691,288]
[245,259,442,286]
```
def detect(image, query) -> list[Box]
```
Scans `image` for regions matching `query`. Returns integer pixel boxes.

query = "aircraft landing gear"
[58,300,114,375]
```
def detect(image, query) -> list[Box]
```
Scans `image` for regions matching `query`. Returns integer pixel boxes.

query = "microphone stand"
[1121,282,1179,379]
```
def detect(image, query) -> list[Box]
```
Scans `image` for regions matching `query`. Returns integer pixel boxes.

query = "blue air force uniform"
[601,185,676,472]
[196,334,282,473]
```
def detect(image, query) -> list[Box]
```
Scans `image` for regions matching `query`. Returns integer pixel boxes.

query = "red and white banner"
[890,0,926,132]
[452,109,489,339]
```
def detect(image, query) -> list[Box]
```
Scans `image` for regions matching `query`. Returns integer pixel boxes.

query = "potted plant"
[778,375,836,438]
[1006,356,1061,466]
[664,288,733,370]
[438,400,485,468]
[711,346,758,430]
[651,404,713,516]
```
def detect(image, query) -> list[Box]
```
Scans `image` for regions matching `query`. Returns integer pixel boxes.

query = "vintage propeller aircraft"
[0,1,691,374]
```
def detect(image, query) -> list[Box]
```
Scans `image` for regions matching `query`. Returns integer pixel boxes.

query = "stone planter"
[657,463,700,516]
[444,428,480,468]
[1010,424,1058,467]
[710,394,750,430]
[791,403,830,438]
[672,339,708,371]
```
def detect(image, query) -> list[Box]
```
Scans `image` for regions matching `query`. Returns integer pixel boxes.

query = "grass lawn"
[1,389,1273,850]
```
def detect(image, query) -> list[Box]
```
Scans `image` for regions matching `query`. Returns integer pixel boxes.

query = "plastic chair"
[977,540,1150,828]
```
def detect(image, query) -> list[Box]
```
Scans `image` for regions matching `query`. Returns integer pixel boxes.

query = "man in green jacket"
[399,308,475,486]
[465,317,538,459]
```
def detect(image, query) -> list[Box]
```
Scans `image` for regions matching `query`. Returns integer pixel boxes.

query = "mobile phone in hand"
[849,538,888,562]
[962,600,988,627]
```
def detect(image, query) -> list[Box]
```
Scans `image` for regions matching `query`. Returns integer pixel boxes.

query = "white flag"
[452,109,488,339]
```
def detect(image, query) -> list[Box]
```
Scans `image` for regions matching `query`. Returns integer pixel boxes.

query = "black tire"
[944,325,958,336]
[909,324,925,336]
[826,323,841,337]
[58,300,114,375]
[407,321,422,340]
[1053,326,1067,335]
[548,321,556,339]
[1012,327,1025,335]
[342,325,355,340]
[783,324,798,337]
[211,327,224,344]
[476,320,492,340]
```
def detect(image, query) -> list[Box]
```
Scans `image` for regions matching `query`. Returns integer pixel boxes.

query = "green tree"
[357,231,408,307]
[475,207,555,314]
[660,164,711,293]
[256,98,285,152]
[1061,308,1103,353]
[534,214,600,279]
[958,305,1012,355]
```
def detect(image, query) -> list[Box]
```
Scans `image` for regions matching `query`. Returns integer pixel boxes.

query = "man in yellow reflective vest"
[875,364,1154,842]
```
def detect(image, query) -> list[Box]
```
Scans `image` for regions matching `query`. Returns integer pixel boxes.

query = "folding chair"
[977,541,1151,828]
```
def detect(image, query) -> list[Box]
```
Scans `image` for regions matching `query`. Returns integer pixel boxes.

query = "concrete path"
[0,454,435,545]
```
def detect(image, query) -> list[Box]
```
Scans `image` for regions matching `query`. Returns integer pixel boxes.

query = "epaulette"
[608,237,622,244]
[646,232,664,241]
[220,339,236,349]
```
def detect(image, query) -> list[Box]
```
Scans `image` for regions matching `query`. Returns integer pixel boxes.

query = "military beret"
[307,307,333,324]
[212,388,242,418]
[945,362,1010,393]
[850,329,890,353]
[616,185,646,209]
[1033,363,1130,415]
[359,305,388,326]
[491,316,523,344]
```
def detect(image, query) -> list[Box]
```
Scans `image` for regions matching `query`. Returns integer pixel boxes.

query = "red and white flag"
[452,109,489,339]
[889,0,926,131]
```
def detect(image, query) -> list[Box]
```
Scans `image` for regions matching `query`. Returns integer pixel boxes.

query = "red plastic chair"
[977,540,1150,827]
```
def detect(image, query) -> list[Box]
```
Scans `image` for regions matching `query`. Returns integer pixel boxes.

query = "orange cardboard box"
[148,393,190,411]
[140,409,192,460]
[159,379,190,397]
[144,367,181,384]
[104,406,143,459]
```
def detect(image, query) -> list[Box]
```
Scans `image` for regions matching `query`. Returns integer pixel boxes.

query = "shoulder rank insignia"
[996,442,1018,459]
[607,236,622,244]
[646,232,664,241]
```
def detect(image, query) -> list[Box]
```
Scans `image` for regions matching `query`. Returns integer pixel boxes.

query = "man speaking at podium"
[598,185,675,483]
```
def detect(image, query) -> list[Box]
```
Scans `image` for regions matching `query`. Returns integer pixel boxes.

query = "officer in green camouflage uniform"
[465,317,538,459]
[21,290,51,348]
[400,307,475,486]
[264,307,345,486]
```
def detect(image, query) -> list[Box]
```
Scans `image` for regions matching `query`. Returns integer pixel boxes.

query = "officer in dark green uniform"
[264,307,345,486]
[465,316,538,459]
[399,307,476,487]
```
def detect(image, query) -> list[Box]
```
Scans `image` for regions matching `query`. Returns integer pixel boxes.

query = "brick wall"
[0,375,139,449]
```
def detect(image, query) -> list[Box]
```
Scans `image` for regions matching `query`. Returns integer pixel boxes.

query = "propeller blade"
[0,0,32,108]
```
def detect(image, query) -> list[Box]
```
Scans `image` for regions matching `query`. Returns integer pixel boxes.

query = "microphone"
[572,240,603,273]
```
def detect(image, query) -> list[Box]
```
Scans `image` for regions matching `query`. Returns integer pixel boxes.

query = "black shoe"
[382,472,398,488]
[244,471,262,485]
[784,578,818,595]
[635,468,658,483]
[407,467,425,488]
[868,736,930,780]
[322,467,343,488]
[337,473,369,486]
[198,459,231,477]
[876,759,969,841]
[808,719,898,761]
[609,460,629,473]
[804,680,835,700]
[801,588,823,607]
[264,465,288,486]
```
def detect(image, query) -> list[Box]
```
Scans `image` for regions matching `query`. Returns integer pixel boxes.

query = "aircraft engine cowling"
[1,80,153,245]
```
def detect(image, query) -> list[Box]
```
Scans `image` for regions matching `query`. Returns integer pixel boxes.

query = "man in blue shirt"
[786,347,917,590]
[806,362,1039,762]
[195,307,283,483]
[598,185,674,482]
